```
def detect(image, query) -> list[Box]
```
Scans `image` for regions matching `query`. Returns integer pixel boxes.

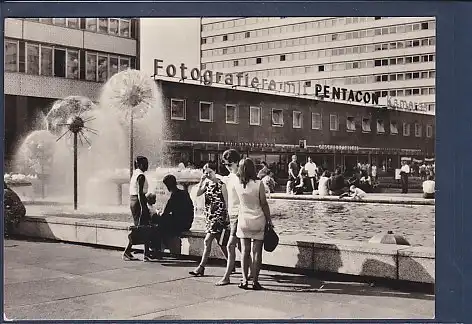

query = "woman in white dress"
[317,171,331,196]
[234,158,273,290]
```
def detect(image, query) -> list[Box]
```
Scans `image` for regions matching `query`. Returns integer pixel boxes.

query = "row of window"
[24,18,133,38]
[169,98,434,138]
[201,20,435,52]
[4,39,134,81]
[203,53,436,79]
[201,17,386,33]
[337,70,436,86]
[203,36,435,66]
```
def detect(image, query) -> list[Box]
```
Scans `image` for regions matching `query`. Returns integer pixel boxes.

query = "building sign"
[314,85,379,105]
[318,145,359,151]
[386,96,428,112]
[154,59,379,105]
[223,142,276,148]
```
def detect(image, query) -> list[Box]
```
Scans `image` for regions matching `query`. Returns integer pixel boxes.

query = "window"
[250,106,261,126]
[377,120,385,133]
[256,57,262,64]
[346,116,356,131]
[421,22,429,30]
[305,81,311,87]
[67,18,80,29]
[293,111,302,128]
[329,114,339,131]
[390,121,398,134]
[98,18,109,33]
[413,72,420,79]
[272,109,284,126]
[362,117,371,132]
[233,60,239,67]
[201,38,207,45]
[199,102,213,122]
[429,88,435,95]
[374,59,381,67]
[280,54,286,61]
[54,48,66,77]
[86,53,97,81]
[26,43,40,75]
[4,41,18,72]
[415,124,422,137]
[426,125,433,138]
[403,123,411,136]
[54,18,66,27]
[66,50,79,79]
[245,31,250,38]
[312,113,322,129]
[40,18,53,24]
[318,65,325,72]
[97,55,108,82]
[85,18,97,31]
[119,57,129,71]
[223,35,228,41]
[171,99,186,120]
[109,19,119,35]
[40,46,53,76]
[119,19,131,37]
[226,104,238,124]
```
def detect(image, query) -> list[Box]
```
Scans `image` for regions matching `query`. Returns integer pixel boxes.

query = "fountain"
[10,69,202,207]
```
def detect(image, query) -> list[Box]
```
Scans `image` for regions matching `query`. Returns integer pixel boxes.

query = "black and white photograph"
[4,16,436,320]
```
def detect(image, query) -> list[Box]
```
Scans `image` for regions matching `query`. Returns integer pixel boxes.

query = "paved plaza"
[4,239,434,320]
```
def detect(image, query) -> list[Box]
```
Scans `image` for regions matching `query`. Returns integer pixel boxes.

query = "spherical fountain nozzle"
[68,116,85,134]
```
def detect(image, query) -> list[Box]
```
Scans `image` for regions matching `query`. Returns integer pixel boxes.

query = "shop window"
[415,123,422,137]
[390,121,399,134]
[66,50,79,79]
[199,102,213,122]
[171,98,186,120]
[312,112,322,129]
[426,125,433,138]
[4,40,18,72]
[362,117,371,132]
[225,104,238,124]
[377,120,385,133]
[54,48,66,77]
[40,46,53,76]
[293,111,302,129]
[86,52,97,81]
[329,114,338,131]
[272,108,284,127]
[346,116,356,131]
[249,106,261,126]
[403,123,411,136]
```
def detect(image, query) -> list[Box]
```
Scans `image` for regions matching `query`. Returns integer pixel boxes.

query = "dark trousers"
[150,217,189,253]
[401,173,409,194]
[125,196,150,256]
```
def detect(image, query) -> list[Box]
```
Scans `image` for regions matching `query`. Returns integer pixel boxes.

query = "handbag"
[216,227,230,247]
[263,223,279,252]
[128,224,159,245]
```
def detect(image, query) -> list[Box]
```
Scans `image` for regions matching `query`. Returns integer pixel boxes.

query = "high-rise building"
[200,17,435,114]
[4,18,140,165]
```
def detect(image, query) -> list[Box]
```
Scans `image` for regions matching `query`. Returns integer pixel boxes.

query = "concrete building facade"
[3,18,140,166]
[200,17,436,114]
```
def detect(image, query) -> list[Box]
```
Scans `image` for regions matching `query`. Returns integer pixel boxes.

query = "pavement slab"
[3,238,434,320]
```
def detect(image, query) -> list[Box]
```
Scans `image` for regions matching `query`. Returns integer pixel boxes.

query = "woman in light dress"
[234,158,273,290]
[317,170,331,196]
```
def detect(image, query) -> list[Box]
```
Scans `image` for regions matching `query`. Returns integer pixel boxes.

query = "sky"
[140,18,201,77]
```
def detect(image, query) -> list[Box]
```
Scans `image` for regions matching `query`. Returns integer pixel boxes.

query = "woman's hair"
[134,156,148,170]
[203,161,218,172]
[237,158,257,188]
[427,175,435,181]
[146,192,157,205]
[222,149,240,164]
[322,170,330,177]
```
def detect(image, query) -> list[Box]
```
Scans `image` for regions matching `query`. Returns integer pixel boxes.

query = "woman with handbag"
[234,158,273,290]
[123,156,157,261]
[189,162,230,276]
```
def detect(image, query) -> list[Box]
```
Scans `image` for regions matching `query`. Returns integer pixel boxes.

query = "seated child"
[339,185,366,201]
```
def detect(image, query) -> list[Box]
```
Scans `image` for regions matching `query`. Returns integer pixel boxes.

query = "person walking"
[189,162,230,276]
[123,156,156,261]
[286,155,299,194]
[234,158,273,290]
[216,149,252,286]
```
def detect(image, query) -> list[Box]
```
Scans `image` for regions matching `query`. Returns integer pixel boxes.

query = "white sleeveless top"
[129,169,149,196]
[226,172,240,219]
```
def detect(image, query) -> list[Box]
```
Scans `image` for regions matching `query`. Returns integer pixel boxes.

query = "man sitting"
[329,168,347,196]
[149,174,194,257]
[422,175,435,199]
